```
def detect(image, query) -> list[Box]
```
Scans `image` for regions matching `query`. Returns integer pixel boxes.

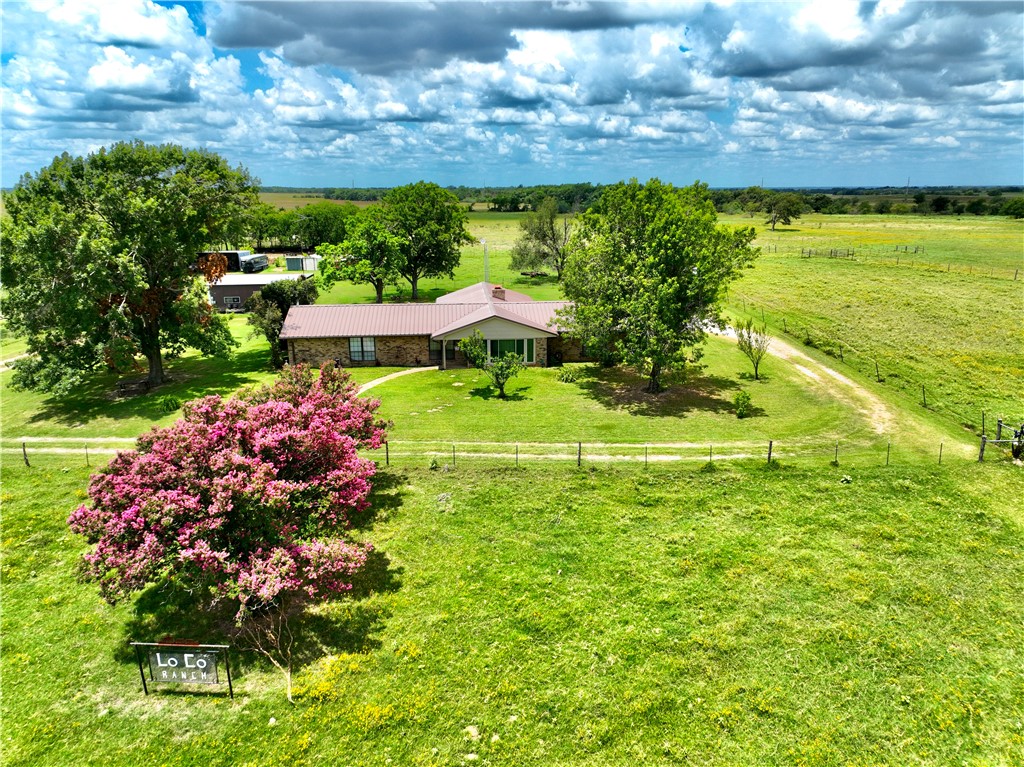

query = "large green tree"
[509,196,575,280]
[291,200,359,252]
[382,181,474,299]
[560,179,758,393]
[0,141,257,393]
[764,192,805,231]
[318,206,405,303]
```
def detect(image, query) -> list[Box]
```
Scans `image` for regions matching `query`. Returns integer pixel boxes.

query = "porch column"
[440,338,447,370]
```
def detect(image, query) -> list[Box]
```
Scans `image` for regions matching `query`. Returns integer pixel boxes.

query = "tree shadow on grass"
[25,348,275,429]
[351,467,408,531]
[510,273,559,289]
[117,554,403,679]
[468,385,529,402]
[574,364,740,418]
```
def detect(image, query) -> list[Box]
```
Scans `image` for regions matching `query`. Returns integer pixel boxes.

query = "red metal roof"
[281,301,571,339]
[435,282,534,303]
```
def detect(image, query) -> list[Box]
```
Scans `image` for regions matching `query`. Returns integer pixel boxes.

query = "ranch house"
[279,282,590,368]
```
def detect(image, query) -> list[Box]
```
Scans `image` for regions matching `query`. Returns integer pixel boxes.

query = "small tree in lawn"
[736,319,771,380]
[509,196,575,280]
[459,331,525,399]
[67,363,388,702]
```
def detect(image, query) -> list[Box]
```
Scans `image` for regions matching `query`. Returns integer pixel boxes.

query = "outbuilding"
[209,273,312,311]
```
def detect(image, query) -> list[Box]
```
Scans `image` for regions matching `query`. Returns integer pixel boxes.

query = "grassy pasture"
[736,213,1023,273]
[725,215,1023,429]
[260,192,375,211]
[3,457,1022,766]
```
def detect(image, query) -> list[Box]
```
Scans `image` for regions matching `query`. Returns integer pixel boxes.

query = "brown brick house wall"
[287,335,556,368]
[547,336,591,363]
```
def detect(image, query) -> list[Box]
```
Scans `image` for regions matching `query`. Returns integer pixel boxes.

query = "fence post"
[385,441,389,466]
[997,419,1003,441]
[767,440,773,464]
[834,441,839,465]
[85,445,90,467]
[783,318,787,333]
[875,360,881,382]
[922,385,927,408]
[577,442,582,467]
[978,435,987,462]
[645,445,648,468]
[838,343,844,363]
[22,442,30,467]
[709,445,713,463]
[939,443,943,465]
[886,441,891,466]
[982,411,986,436]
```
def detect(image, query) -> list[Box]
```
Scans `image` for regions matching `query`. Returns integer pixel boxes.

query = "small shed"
[286,254,321,272]
[209,273,311,311]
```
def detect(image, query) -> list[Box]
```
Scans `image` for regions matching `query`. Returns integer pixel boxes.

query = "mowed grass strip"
[2,457,1022,766]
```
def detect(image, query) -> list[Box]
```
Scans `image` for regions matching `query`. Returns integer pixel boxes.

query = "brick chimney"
[491,285,506,301]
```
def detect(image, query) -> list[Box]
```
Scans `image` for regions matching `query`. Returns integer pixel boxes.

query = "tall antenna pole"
[482,239,488,284]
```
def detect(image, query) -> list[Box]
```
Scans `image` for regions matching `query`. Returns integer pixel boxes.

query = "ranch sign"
[130,641,234,698]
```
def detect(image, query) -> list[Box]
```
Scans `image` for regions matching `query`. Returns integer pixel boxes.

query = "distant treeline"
[261,184,1024,218]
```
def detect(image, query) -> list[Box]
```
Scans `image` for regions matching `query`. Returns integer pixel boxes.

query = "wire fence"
[729,293,1022,438]
[6,432,1017,472]
[756,241,1021,282]
[358,436,998,469]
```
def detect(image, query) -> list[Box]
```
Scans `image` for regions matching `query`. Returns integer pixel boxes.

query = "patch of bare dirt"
[718,328,896,435]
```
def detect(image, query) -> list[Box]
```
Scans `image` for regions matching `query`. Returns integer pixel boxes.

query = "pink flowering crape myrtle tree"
[68,363,388,700]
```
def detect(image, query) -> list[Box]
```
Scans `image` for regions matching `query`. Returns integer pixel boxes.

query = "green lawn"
[3,457,1022,766]
[362,334,968,468]
[0,315,278,440]
[1,329,29,362]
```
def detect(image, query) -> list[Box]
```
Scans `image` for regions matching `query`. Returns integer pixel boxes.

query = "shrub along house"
[279,282,590,368]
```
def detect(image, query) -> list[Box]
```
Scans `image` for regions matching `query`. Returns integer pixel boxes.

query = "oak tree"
[560,179,758,393]
[317,206,405,303]
[382,182,474,299]
[1,141,257,393]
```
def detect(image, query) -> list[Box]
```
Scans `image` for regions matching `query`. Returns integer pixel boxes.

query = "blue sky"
[3,1,1022,189]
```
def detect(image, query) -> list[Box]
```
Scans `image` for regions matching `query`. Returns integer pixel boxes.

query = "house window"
[223,296,241,306]
[488,338,535,363]
[349,337,376,362]
[429,339,456,361]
